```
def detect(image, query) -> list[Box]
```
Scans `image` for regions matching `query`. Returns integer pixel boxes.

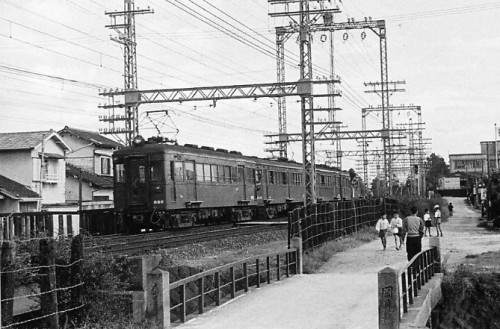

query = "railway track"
[85,223,286,256]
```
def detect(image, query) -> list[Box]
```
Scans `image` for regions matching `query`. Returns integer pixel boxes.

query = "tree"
[425,153,450,190]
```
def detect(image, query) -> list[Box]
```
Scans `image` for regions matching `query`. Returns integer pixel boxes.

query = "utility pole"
[363,80,405,195]
[101,0,153,146]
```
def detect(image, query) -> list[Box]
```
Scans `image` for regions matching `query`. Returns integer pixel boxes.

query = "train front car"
[113,137,169,233]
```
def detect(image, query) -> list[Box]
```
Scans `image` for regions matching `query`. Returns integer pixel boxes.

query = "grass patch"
[302,226,377,274]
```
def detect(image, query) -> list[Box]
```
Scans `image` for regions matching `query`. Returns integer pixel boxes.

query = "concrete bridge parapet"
[379,237,443,329]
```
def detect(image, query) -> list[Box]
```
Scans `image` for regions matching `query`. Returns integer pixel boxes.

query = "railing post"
[378,267,400,329]
[1,241,16,327]
[429,237,442,273]
[145,268,170,328]
[291,237,303,275]
[39,238,59,329]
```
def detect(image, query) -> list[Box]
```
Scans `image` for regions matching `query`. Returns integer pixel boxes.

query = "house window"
[93,195,110,201]
[20,202,38,212]
[101,157,111,175]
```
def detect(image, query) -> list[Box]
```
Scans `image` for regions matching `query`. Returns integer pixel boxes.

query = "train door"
[254,167,263,200]
[185,161,196,201]
[127,157,149,207]
[263,168,270,199]
[238,165,247,200]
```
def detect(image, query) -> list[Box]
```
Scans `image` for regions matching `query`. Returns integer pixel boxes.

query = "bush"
[436,266,500,328]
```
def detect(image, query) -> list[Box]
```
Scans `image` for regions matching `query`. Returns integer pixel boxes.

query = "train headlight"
[132,135,145,146]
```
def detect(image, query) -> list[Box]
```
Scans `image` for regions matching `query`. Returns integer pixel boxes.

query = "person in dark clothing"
[448,203,454,216]
[403,206,425,261]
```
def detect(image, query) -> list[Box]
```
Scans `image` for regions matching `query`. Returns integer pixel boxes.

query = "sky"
[1,0,499,180]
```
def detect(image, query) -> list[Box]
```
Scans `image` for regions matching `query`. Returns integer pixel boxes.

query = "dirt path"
[178,198,500,329]
[319,197,500,275]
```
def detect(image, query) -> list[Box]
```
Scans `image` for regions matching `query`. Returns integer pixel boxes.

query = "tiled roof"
[66,163,113,188]
[0,131,53,151]
[0,174,40,199]
[59,126,123,149]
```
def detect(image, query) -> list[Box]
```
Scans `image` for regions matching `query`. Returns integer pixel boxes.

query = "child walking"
[423,209,432,236]
[390,212,403,250]
[434,205,443,237]
[376,213,390,250]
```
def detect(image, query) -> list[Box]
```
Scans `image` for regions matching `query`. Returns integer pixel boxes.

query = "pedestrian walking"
[423,208,432,236]
[448,202,454,216]
[375,213,390,251]
[390,211,404,250]
[403,206,425,261]
[434,205,443,237]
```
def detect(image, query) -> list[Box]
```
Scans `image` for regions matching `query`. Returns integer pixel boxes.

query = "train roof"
[113,142,347,174]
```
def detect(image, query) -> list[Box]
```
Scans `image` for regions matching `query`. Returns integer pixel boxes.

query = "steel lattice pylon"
[103,0,153,146]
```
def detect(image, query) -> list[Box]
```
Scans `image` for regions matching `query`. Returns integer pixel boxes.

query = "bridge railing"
[378,237,442,329]
[142,238,302,328]
[399,246,440,314]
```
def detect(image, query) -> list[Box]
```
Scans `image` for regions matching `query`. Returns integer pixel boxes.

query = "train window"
[292,173,301,185]
[224,166,231,183]
[217,165,224,182]
[185,162,195,181]
[231,167,237,183]
[255,170,262,184]
[138,165,146,183]
[150,162,163,182]
[196,163,204,182]
[282,172,288,185]
[174,161,184,181]
[115,164,125,183]
[269,171,276,185]
[211,165,218,182]
[204,164,211,182]
[238,166,245,183]
[247,169,254,184]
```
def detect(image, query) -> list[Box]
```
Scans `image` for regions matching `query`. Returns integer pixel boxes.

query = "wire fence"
[289,198,399,251]
[1,236,84,328]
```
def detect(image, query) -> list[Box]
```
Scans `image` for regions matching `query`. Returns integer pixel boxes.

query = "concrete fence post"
[291,237,303,275]
[126,254,162,320]
[429,237,442,273]
[378,267,400,329]
[145,268,170,329]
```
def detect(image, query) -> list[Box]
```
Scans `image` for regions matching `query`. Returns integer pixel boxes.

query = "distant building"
[449,153,487,177]
[480,141,500,173]
[0,173,41,213]
[65,163,113,204]
[437,176,461,190]
[0,130,71,207]
[58,126,123,175]
[58,126,122,208]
